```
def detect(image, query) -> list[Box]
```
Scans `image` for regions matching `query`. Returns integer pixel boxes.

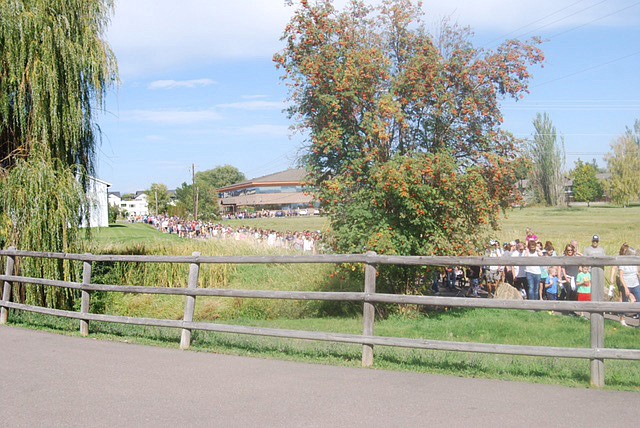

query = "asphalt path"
[0,326,637,427]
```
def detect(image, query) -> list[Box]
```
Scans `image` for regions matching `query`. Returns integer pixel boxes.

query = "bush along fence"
[1,247,639,388]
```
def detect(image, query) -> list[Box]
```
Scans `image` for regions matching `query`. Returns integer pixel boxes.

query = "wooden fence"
[1,247,639,388]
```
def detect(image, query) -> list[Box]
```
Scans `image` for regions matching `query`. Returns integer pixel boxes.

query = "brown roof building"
[217,168,315,214]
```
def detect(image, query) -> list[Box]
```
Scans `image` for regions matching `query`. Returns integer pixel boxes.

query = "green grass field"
[89,222,181,246]
[220,215,329,233]
[8,205,640,390]
[497,205,640,255]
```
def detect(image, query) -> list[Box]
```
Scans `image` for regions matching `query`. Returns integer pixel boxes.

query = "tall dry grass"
[87,237,341,321]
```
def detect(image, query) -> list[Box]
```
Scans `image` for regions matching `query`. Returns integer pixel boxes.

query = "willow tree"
[529,113,565,206]
[0,0,117,172]
[0,156,86,308]
[0,0,118,308]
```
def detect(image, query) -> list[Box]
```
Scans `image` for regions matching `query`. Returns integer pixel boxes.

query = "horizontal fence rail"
[1,248,639,388]
[3,248,640,266]
[1,273,639,313]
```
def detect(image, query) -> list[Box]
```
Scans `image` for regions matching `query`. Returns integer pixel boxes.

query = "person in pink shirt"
[525,227,538,242]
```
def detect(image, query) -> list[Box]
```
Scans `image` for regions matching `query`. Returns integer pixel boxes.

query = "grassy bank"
[85,225,343,320]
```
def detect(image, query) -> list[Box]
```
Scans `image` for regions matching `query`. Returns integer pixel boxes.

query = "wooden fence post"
[590,265,605,387]
[180,252,201,350]
[80,255,93,336]
[362,251,377,367]
[0,246,16,324]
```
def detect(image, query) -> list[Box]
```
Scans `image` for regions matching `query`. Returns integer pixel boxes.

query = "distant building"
[217,168,314,214]
[109,191,149,216]
[109,188,177,217]
[108,191,121,207]
[518,172,610,204]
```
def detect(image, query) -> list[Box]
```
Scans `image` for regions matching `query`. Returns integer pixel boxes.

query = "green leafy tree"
[175,165,246,220]
[148,183,170,216]
[275,1,543,255]
[570,159,603,206]
[605,134,640,207]
[108,203,119,223]
[625,118,640,145]
[528,113,565,206]
[173,183,194,217]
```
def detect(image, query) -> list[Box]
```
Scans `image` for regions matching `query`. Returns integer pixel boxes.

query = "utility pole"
[195,187,199,220]
[192,163,198,220]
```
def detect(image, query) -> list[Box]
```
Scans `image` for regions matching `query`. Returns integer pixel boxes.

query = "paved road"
[0,326,637,427]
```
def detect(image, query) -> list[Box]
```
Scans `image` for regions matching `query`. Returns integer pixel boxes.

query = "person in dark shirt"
[466,265,482,297]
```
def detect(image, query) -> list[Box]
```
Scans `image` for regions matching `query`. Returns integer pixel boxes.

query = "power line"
[480,0,590,48]
[483,0,610,47]
[512,133,622,137]
[532,49,640,88]
[503,99,640,103]
[548,1,640,39]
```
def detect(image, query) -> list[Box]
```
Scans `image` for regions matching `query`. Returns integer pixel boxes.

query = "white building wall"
[83,177,111,228]
[118,194,149,217]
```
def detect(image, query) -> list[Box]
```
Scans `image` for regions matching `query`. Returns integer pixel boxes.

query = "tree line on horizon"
[525,115,640,207]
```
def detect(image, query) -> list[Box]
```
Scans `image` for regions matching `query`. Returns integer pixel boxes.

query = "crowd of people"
[133,215,637,324]
[135,215,324,254]
[433,228,639,325]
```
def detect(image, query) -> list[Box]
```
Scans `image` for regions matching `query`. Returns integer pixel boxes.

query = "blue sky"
[98,0,640,193]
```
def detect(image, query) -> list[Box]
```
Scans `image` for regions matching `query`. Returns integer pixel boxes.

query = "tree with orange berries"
[275,0,544,287]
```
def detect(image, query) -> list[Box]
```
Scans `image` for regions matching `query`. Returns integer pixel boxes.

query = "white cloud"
[215,100,285,111]
[123,109,222,124]
[108,0,293,76]
[107,1,639,77]
[148,79,216,90]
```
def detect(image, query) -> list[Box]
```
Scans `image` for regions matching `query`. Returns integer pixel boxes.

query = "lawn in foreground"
[88,221,181,246]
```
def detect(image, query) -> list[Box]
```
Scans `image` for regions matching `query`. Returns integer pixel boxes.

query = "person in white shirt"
[611,243,639,326]
[524,240,542,300]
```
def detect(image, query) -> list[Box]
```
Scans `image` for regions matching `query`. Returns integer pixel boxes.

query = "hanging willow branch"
[0,155,86,308]
[0,0,118,179]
